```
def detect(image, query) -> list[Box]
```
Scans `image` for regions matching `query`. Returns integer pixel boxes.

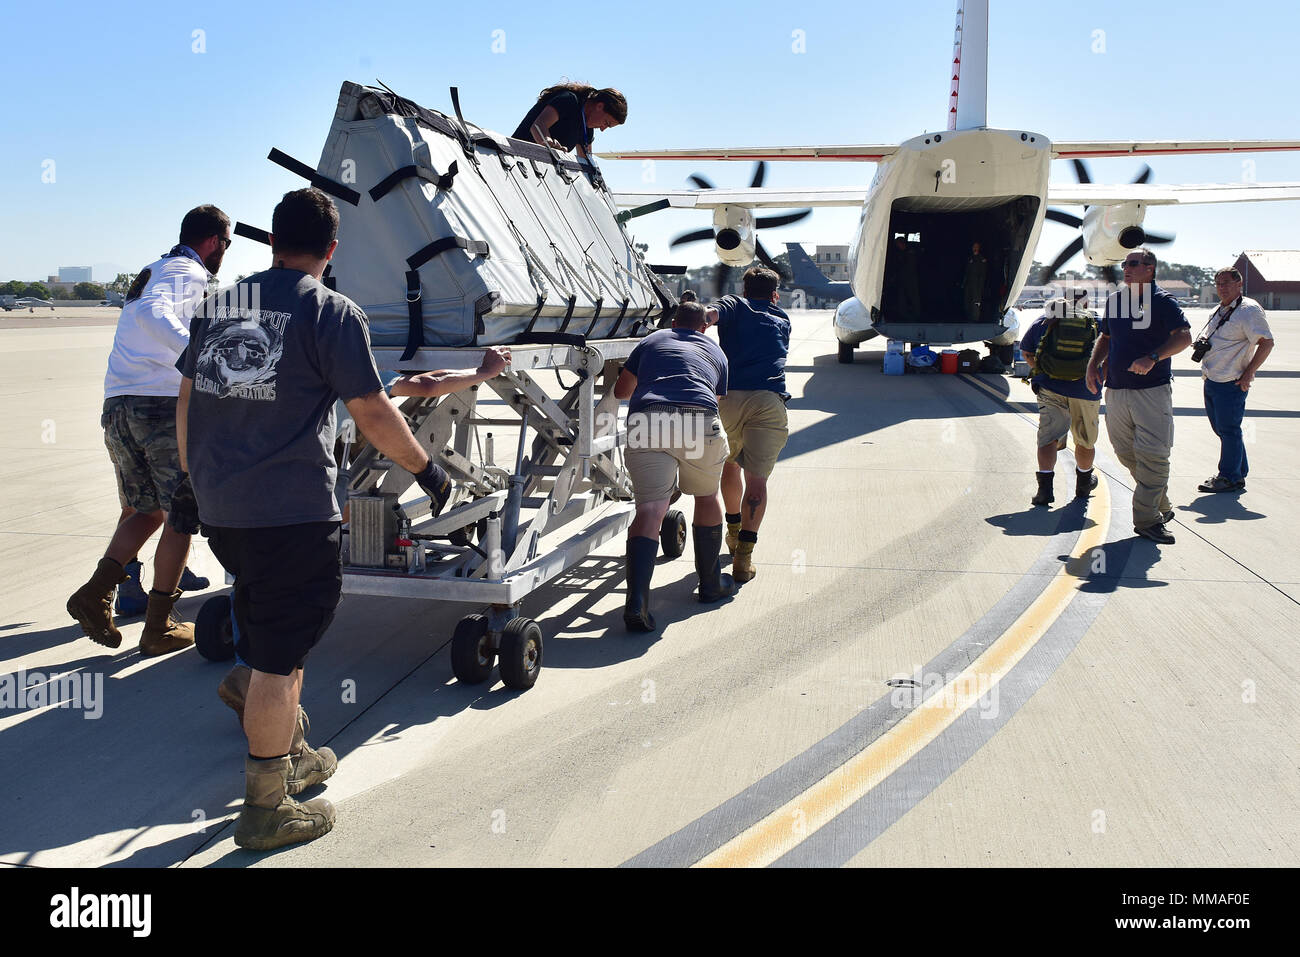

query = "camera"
[1191,336,1212,363]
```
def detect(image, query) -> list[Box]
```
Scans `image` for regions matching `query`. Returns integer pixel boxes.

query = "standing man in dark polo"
[1195,266,1274,494]
[707,266,791,583]
[614,301,732,631]
[178,188,454,850]
[1086,249,1192,544]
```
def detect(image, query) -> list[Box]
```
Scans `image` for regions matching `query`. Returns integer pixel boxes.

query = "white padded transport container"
[304,82,673,353]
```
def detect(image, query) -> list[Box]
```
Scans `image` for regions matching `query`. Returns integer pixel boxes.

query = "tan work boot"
[234,755,335,851]
[725,522,741,554]
[218,664,251,723]
[217,666,312,740]
[288,707,336,795]
[138,589,195,656]
[732,541,757,583]
[67,557,127,648]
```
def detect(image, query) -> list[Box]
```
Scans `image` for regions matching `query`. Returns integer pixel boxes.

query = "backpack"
[1034,308,1097,381]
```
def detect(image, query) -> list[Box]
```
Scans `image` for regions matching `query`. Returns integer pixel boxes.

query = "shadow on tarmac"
[1177,494,1267,524]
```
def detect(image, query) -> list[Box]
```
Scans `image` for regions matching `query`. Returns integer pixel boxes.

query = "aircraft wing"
[610,186,869,209]
[597,145,897,162]
[1051,139,1300,159]
[1047,181,1300,206]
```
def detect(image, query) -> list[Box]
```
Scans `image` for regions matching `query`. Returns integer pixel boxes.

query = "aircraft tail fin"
[785,243,830,288]
[948,0,989,130]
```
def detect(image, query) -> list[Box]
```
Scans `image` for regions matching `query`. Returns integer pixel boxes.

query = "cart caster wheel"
[838,341,855,364]
[195,594,235,662]
[450,614,494,685]
[660,509,687,559]
[498,617,542,690]
[449,517,489,547]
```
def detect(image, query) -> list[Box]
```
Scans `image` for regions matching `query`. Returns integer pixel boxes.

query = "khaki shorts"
[1036,386,1100,450]
[625,406,729,503]
[718,390,789,478]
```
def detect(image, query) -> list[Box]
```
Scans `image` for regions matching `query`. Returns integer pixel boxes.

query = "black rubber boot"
[623,536,659,632]
[693,524,735,603]
[1075,468,1098,499]
[1031,471,1054,507]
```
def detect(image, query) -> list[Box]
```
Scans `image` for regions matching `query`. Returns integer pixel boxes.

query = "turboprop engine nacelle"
[713,205,757,267]
[1082,202,1151,266]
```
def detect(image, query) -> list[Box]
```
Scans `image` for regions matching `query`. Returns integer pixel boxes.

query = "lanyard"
[1200,296,1241,341]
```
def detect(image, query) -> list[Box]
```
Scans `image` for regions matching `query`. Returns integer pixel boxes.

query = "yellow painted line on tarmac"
[695,411,1110,868]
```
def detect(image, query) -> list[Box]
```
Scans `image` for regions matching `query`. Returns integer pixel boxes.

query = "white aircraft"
[600,0,1300,362]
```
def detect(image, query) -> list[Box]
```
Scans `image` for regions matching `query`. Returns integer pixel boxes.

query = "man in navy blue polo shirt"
[706,267,791,583]
[1086,249,1192,544]
[614,301,732,631]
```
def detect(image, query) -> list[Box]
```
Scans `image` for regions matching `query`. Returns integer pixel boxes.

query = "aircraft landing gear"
[838,341,855,364]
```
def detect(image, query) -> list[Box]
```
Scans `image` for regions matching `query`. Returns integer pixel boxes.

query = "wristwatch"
[1147,351,1160,362]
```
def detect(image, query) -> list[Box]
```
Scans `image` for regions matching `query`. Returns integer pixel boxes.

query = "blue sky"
[2,0,1297,283]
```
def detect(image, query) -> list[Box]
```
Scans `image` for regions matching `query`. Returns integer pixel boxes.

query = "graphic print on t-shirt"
[193,305,290,401]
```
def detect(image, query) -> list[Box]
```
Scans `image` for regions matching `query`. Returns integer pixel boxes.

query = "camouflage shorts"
[101,395,199,534]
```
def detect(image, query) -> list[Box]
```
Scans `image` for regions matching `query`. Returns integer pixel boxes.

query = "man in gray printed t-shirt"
[177,188,455,852]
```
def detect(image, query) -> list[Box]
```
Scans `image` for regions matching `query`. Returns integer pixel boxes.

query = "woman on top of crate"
[512,83,627,160]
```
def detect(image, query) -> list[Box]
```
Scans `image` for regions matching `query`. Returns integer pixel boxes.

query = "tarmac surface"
[1,306,1297,868]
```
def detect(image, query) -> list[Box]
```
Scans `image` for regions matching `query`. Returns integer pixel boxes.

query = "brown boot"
[218,664,251,723]
[67,557,127,648]
[732,541,757,583]
[218,666,312,740]
[233,755,335,851]
[725,521,741,554]
[288,707,336,795]
[139,589,195,656]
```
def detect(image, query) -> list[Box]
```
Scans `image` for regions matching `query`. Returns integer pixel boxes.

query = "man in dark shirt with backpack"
[1020,289,1101,506]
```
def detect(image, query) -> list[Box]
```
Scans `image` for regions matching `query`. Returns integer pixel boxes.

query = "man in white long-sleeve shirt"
[67,205,232,656]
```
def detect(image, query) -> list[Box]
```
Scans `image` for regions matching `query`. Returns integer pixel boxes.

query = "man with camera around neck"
[1195,267,1274,495]
[1085,249,1191,545]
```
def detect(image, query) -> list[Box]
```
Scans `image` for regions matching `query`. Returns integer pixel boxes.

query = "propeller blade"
[1145,230,1175,245]
[688,174,714,191]
[669,227,716,249]
[755,208,813,230]
[749,161,766,189]
[1044,208,1084,229]
[1131,164,1153,185]
[713,263,732,299]
[1041,236,1085,283]
[1071,158,1092,184]
[754,238,788,280]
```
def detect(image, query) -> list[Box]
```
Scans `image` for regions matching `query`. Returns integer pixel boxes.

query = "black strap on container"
[401,270,424,361]
[522,295,546,336]
[583,298,605,338]
[368,161,459,201]
[234,222,271,246]
[557,295,577,333]
[514,331,586,347]
[616,199,671,224]
[406,236,489,271]
[606,298,631,339]
[448,87,480,164]
[267,149,361,206]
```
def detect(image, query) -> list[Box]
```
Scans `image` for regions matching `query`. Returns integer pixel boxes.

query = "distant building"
[812,245,850,281]
[58,266,93,283]
[1234,251,1300,310]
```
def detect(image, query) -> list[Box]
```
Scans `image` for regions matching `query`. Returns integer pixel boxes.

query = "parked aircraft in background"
[603,0,1300,363]
[784,243,852,304]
